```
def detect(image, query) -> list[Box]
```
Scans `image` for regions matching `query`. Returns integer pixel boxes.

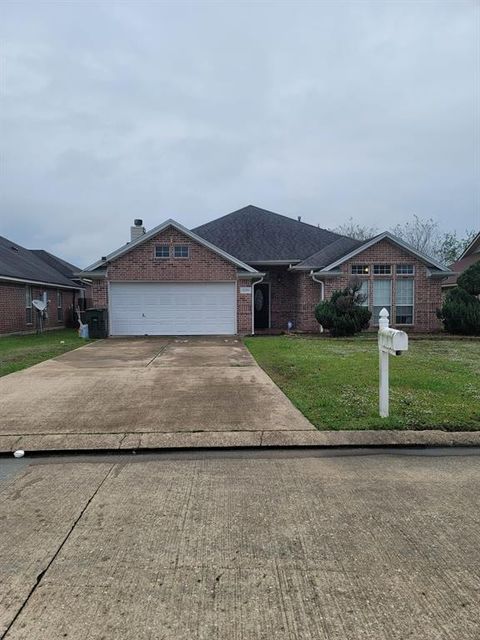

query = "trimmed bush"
[315,280,372,337]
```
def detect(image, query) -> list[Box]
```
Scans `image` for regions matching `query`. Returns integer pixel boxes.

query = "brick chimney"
[130,219,145,242]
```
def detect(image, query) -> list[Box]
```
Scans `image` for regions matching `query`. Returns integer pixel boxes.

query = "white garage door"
[109,282,236,336]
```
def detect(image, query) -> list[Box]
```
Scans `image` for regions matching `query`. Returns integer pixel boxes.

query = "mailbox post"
[378,308,408,417]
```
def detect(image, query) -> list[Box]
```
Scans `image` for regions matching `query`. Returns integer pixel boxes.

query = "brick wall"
[321,238,443,332]
[0,282,77,335]
[254,239,444,333]
[237,279,253,334]
[91,280,108,308]
[108,228,238,282]
[92,226,254,334]
[295,272,323,332]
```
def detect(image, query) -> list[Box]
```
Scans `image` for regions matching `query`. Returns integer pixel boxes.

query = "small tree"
[315,280,372,337]
[438,262,480,335]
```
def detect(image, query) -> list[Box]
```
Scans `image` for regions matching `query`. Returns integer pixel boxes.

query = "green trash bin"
[85,308,108,339]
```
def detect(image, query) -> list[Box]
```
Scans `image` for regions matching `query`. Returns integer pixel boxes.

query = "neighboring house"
[0,236,89,335]
[80,205,453,336]
[442,231,480,293]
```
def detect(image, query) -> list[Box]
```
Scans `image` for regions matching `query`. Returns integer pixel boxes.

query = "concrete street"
[0,338,314,452]
[0,450,479,639]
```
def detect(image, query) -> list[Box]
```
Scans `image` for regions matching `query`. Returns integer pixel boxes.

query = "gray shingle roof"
[30,249,81,281]
[193,205,349,263]
[0,236,81,288]
[292,236,364,270]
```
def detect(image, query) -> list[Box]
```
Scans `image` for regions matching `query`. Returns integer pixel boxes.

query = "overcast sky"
[0,1,477,267]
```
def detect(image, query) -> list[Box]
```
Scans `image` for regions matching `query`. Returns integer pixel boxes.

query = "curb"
[1,429,480,456]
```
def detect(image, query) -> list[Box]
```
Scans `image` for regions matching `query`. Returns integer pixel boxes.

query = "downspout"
[251,276,265,335]
[310,270,325,333]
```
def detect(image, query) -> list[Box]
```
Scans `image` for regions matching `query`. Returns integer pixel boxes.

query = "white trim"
[107,280,112,336]
[316,232,451,273]
[81,218,259,275]
[237,271,267,279]
[0,275,81,290]
[459,232,480,259]
[107,279,237,284]
[248,260,301,265]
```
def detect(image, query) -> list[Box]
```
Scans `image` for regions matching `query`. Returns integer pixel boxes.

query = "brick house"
[0,236,89,335]
[80,205,452,336]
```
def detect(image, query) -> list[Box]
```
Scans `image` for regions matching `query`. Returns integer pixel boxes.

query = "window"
[395,279,414,325]
[358,280,369,307]
[396,264,414,275]
[373,264,391,275]
[25,286,32,324]
[351,264,369,275]
[57,290,64,322]
[155,244,170,258]
[373,279,391,323]
[174,244,189,258]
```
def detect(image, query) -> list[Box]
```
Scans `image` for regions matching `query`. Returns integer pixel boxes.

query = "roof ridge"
[194,204,348,240]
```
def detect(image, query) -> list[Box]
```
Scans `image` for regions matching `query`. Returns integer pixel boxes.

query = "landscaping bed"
[244,335,480,431]
[0,330,90,377]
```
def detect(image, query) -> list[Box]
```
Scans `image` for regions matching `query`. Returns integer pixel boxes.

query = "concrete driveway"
[0,338,314,451]
[1,450,479,639]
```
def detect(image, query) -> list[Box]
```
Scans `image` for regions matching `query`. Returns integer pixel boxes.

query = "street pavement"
[0,450,479,639]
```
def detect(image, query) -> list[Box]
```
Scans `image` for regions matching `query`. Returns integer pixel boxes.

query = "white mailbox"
[378,326,408,356]
[377,308,408,417]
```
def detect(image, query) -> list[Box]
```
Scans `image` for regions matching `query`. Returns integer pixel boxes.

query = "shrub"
[457,261,480,296]
[438,283,480,336]
[315,280,372,337]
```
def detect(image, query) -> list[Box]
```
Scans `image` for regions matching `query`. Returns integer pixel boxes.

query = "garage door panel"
[109,283,236,335]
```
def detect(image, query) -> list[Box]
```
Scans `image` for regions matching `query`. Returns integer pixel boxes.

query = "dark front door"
[254,283,270,329]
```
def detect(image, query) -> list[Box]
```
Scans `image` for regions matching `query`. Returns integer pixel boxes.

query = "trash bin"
[85,308,108,339]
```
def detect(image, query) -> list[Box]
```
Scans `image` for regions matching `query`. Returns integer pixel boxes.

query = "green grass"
[244,335,480,431]
[0,329,91,377]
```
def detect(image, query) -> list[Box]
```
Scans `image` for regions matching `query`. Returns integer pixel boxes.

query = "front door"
[254,283,270,329]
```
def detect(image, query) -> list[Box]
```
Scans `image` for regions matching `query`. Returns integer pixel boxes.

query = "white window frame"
[372,279,392,325]
[25,285,33,325]
[154,244,170,259]
[173,244,190,259]
[396,264,415,276]
[395,278,414,325]
[358,279,369,307]
[57,290,64,322]
[351,264,369,275]
[373,264,392,275]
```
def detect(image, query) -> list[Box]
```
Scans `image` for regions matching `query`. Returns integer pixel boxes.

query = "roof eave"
[311,270,343,277]
[320,232,451,272]
[0,274,83,289]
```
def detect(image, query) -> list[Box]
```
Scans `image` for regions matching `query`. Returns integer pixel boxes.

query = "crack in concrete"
[145,340,172,367]
[0,463,116,639]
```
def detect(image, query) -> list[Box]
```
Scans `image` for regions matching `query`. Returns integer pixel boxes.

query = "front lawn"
[0,329,91,377]
[245,336,480,431]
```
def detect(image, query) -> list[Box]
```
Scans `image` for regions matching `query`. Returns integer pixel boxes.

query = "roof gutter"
[237,271,266,279]
[0,275,83,290]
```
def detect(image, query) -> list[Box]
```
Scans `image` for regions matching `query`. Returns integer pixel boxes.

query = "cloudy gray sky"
[0,0,477,267]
